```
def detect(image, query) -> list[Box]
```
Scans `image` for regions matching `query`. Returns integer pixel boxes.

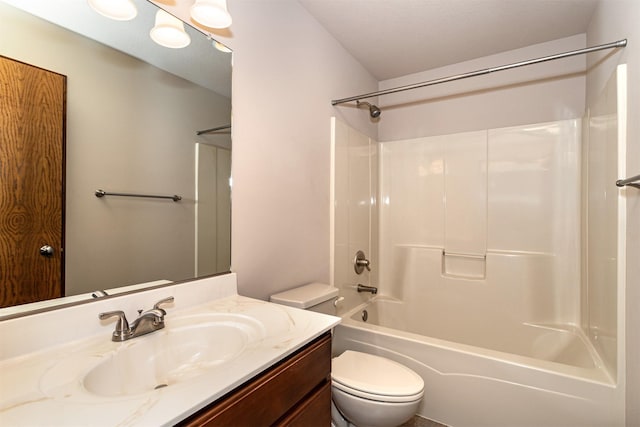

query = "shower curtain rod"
[616,173,640,189]
[196,124,231,135]
[331,39,627,105]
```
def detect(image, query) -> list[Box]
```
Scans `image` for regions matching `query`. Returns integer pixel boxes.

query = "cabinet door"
[179,332,331,427]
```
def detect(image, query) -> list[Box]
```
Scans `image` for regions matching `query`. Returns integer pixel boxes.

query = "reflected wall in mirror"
[0,0,232,312]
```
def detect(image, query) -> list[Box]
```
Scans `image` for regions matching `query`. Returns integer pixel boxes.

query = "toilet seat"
[331,351,424,403]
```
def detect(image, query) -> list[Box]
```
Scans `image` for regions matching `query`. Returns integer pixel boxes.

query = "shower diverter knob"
[354,250,371,274]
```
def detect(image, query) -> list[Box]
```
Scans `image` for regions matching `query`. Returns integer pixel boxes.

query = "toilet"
[270,283,424,427]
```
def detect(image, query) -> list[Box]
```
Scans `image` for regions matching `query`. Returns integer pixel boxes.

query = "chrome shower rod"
[331,39,627,105]
[616,173,640,189]
[196,124,231,135]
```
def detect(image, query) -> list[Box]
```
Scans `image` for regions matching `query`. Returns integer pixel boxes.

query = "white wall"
[378,35,587,141]
[586,2,640,425]
[0,3,231,294]
[213,0,379,300]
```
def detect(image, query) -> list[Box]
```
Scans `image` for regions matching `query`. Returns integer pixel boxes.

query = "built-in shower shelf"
[441,251,486,280]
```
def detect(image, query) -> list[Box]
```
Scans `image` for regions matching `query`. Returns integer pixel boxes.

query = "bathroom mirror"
[0,0,232,314]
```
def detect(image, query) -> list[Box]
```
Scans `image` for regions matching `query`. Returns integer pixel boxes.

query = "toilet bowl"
[270,284,424,427]
[331,350,424,427]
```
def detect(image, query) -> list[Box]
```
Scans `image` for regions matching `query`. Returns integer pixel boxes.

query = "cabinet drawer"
[180,331,331,426]
[274,381,331,427]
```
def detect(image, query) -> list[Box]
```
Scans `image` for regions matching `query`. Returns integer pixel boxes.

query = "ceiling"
[5,0,598,92]
[298,0,599,81]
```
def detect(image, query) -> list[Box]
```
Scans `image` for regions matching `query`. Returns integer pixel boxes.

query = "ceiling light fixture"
[87,0,137,21]
[190,0,232,29]
[150,10,191,49]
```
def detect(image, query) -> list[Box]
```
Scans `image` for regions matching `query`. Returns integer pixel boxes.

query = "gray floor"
[401,415,448,427]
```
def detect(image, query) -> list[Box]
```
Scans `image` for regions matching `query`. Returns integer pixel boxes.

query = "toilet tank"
[270,283,339,315]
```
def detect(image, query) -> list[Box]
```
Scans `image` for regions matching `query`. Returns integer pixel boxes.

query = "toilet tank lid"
[270,283,339,309]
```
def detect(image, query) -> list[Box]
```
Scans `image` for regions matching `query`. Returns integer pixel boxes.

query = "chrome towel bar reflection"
[616,174,640,189]
[95,189,182,202]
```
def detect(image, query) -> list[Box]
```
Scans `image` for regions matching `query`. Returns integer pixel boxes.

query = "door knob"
[39,245,54,257]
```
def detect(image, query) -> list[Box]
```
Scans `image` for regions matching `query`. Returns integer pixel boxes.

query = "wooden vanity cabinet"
[179,331,332,427]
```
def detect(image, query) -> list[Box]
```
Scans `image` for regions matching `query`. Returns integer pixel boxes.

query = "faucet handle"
[354,250,371,274]
[153,296,174,312]
[99,310,131,340]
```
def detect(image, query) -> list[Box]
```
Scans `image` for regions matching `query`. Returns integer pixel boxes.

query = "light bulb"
[87,0,137,21]
[191,0,232,29]
[150,10,191,49]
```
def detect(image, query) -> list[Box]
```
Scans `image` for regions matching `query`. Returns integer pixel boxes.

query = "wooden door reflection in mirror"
[0,55,65,308]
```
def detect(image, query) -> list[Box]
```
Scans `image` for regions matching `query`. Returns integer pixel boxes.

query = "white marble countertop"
[0,274,340,426]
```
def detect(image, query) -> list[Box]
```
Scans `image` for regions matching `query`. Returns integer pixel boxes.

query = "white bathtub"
[332,297,622,427]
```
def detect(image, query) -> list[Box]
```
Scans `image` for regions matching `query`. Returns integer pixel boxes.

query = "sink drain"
[154,384,168,390]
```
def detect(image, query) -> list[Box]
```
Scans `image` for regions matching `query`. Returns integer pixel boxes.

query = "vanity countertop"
[0,274,340,426]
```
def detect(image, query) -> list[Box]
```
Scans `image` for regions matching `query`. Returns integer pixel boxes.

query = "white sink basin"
[83,314,265,397]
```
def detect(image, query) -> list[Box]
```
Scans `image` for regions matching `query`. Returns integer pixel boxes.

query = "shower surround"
[379,119,581,332]
[330,64,626,426]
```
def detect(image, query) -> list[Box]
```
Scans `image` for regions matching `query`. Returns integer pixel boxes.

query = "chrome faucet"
[99,296,174,342]
[357,284,378,295]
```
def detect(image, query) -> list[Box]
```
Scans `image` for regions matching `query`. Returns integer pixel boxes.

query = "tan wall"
[197,144,231,276]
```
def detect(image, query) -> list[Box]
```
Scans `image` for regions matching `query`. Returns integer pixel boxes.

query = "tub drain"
[154,384,168,390]
[362,310,368,322]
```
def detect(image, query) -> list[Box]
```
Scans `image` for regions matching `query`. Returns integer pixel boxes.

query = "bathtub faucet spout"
[357,284,378,295]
